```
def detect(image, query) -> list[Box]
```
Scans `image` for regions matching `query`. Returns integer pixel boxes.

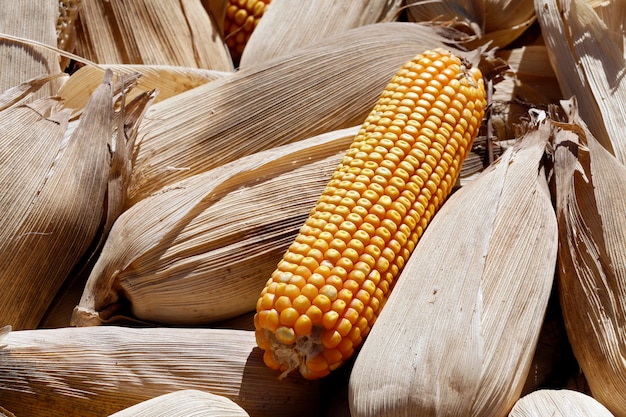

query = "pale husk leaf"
[535,0,626,164]
[554,99,626,417]
[74,0,233,71]
[405,0,536,48]
[107,390,250,417]
[0,1,63,98]
[509,390,615,417]
[349,117,557,417]
[58,64,227,114]
[0,72,154,330]
[128,22,458,204]
[239,0,403,67]
[73,126,357,327]
[0,326,319,417]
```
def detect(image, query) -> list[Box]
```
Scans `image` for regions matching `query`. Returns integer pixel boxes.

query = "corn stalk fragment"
[107,390,250,417]
[553,98,626,417]
[535,0,626,164]
[73,127,357,327]
[0,326,319,417]
[508,389,615,417]
[239,0,402,67]
[349,115,557,417]
[0,72,154,330]
[128,22,458,204]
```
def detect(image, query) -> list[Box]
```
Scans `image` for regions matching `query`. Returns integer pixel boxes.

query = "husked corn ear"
[223,0,271,63]
[57,0,81,52]
[254,48,486,380]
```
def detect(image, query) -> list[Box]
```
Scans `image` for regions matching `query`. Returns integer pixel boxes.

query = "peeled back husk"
[239,0,403,67]
[107,390,250,417]
[553,98,626,417]
[508,389,615,417]
[0,325,319,417]
[72,126,357,327]
[349,114,558,417]
[127,22,460,205]
[0,72,154,330]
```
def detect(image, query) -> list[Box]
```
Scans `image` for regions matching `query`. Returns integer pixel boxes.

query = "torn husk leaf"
[536,0,626,164]
[349,115,557,417]
[405,0,536,48]
[239,0,403,67]
[0,0,64,98]
[0,70,154,330]
[0,326,319,417]
[128,21,460,204]
[553,98,626,417]
[107,390,250,417]
[508,389,615,417]
[72,126,357,327]
[74,0,233,71]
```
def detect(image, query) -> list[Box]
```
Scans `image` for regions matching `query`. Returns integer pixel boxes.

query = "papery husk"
[239,0,402,67]
[535,0,626,164]
[128,22,459,205]
[107,389,250,417]
[405,0,536,48]
[0,326,319,417]
[349,115,558,417]
[553,98,626,417]
[0,72,154,330]
[74,0,233,71]
[0,406,15,417]
[0,1,63,98]
[72,126,357,327]
[508,389,615,417]
[58,64,227,114]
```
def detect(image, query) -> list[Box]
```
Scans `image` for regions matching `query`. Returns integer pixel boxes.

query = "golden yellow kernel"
[292,294,312,313]
[294,315,313,336]
[322,311,340,330]
[306,305,323,324]
[280,307,299,327]
[275,327,296,344]
[260,293,275,309]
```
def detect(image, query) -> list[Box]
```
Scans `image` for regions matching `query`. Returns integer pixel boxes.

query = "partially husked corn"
[254,49,487,379]
[223,0,271,63]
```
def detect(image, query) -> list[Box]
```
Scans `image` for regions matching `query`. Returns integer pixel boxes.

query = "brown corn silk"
[107,390,250,417]
[0,72,154,329]
[239,0,402,68]
[554,99,626,417]
[254,49,486,380]
[0,326,319,417]
[72,127,357,327]
[349,115,557,416]
[126,22,459,205]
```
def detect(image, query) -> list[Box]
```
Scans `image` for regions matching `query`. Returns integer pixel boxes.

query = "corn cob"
[254,48,486,379]
[223,0,271,63]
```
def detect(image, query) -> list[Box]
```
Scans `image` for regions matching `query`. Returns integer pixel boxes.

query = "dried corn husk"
[74,0,233,71]
[349,114,558,417]
[509,389,615,417]
[128,22,458,204]
[553,98,626,417]
[73,126,357,327]
[535,0,626,164]
[0,1,63,98]
[0,406,14,417]
[405,0,536,48]
[107,390,250,417]
[58,64,227,114]
[0,72,154,330]
[0,325,319,417]
[239,0,402,67]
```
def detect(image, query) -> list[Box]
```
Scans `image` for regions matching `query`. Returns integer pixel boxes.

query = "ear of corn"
[509,389,615,417]
[223,0,271,65]
[254,48,486,380]
[348,114,557,416]
[107,390,250,417]
[0,326,320,417]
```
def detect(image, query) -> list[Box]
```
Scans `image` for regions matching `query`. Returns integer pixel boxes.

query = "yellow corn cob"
[254,48,487,380]
[223,0,271,64]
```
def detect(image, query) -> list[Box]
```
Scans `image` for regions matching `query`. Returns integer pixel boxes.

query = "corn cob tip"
[254,48,486,380]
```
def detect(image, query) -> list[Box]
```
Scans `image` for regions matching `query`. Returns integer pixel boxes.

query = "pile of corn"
[1,0,626,416]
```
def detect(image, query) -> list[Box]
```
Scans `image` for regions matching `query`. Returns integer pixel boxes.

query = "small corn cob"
[223,0,271,63]
[254,48,486,379]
